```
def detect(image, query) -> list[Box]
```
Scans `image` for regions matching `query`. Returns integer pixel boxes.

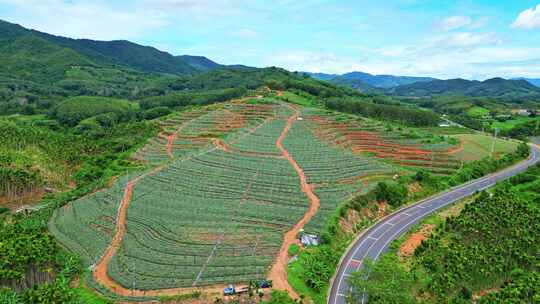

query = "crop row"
[108,106,309,288]
[283,110,394,232]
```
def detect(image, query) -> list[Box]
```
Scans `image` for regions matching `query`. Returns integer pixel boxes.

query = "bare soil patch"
[398,224,434,258]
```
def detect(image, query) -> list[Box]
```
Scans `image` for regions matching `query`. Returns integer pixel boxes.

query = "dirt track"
[166,133,175,159]
[268,105,321,298]
[213,138,283,158]
[91,102,319,300]
[90,165,219,298]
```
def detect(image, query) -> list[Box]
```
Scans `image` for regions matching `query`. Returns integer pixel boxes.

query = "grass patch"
[280,91,321,107]
[287,259,327,304]
[467,106,490,118]
[491,116,540,131]
[72,279,114,304]
[450,133,518,161]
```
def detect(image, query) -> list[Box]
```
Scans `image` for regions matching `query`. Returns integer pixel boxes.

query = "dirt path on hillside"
[92,102,318,300]
[446,140,464,154]
[91,163,233,299]
[212,138,283,158]
[166,133,175,159]
[268,105,320,299]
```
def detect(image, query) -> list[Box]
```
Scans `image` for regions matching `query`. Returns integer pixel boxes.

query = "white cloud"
[140,0,251,17]
[265,35,540,80]
[268,51,357,74]
[444,32,501,48]
[230,28,260,38]
[0,0,168,40]
[440,15,471,31]
[469,16,489,29]
[512,4,540,29]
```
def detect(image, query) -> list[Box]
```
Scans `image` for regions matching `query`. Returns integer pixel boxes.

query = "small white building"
[300,233,320,246]
[511,109,531,116]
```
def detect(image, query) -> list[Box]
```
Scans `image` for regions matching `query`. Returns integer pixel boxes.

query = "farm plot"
[283,109,394,232]
[49,174,133,265]
[449,133,518,161]
[134,103,277,164]
[52,99,507,296]
[108,150,309,289]
[50,101,312,292]
[307,110,462,175]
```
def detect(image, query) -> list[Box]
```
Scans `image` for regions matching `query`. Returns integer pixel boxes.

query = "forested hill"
[305,71,435,89]
[177,55,222,71]
[514,77,540,88]
[0,19,221,74]
[387,77,540,101]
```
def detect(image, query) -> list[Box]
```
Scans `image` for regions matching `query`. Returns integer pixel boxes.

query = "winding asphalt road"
[328,144,540,304]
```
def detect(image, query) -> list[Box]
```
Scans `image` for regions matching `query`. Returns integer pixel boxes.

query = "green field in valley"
[491,116,540,131]
[450,133,518,161]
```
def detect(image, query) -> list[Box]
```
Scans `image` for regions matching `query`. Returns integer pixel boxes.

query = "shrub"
[288,244,300,256]
[143,106,171,120]
[50,96,135,126]
[374,182,408,207]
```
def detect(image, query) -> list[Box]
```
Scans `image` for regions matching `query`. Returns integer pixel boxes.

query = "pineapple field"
[48,96,513,297]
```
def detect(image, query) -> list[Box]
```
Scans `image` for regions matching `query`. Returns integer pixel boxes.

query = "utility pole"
[490,128,499,159]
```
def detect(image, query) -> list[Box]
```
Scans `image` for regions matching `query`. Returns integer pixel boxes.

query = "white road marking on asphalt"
[367,236,378,240]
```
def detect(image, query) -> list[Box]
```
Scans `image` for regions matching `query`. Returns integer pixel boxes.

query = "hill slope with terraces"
[46,93,511,301]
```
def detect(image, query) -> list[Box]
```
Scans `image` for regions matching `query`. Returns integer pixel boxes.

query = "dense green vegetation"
[348,257,416,304]
[0,117,81,202]
[50,96,136,126]
[347,162,540,304]
[325,96,440,126]
[0,115,157,302]
[0,19,211,75]
[400,94,539,139]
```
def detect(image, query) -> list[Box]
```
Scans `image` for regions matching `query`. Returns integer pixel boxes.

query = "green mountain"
[0,19,220,75]
[339,71,435,88]
[305,71,435,89]
[514,78,540,87]
[0,32,95,83]
[388,77,540,101]
[177,55,222,71]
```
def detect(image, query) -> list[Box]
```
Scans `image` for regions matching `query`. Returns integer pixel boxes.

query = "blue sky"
[1,0,540,79]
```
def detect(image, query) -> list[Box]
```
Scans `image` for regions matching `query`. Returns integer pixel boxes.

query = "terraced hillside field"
[48,98,506,298]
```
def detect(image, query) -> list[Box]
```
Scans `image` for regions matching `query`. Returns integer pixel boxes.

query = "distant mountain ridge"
[387,77,540,101]
[513,78,540,88]
[304,71,436,89]
[0,19,222,75]
[177,55,221,71]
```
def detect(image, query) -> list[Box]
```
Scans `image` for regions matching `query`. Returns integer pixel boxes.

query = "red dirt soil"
[268,104,320,299]
[398,224,434,258]
[212,138,283,158]
[166,133,175,159]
